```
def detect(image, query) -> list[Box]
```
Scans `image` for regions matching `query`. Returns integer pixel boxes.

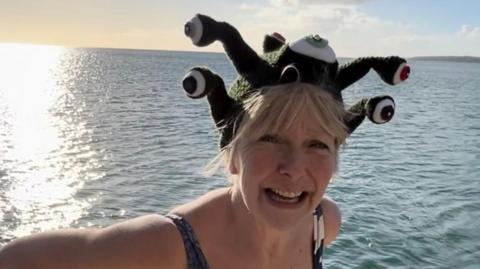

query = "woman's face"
[230,111,337,230]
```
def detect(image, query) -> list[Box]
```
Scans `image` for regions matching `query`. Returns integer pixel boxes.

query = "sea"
[0,44,479,268]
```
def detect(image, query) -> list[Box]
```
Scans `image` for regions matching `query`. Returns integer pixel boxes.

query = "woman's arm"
[0,214,186,269]
[320,196,342,246]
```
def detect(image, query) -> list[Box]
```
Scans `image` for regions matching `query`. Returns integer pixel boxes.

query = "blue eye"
[259,135,279,143]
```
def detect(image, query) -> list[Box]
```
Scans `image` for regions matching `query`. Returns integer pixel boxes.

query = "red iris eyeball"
[400,65,411,81]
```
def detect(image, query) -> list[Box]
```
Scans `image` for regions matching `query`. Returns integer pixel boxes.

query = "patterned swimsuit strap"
[166,214,210,269]
[313,206,325,269]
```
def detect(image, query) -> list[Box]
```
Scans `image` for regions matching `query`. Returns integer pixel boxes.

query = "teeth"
[270,188,302,199]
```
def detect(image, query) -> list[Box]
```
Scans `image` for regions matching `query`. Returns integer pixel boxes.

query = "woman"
[0,83,347,269]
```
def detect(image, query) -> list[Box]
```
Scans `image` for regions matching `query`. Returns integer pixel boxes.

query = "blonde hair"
[205,83,348,176]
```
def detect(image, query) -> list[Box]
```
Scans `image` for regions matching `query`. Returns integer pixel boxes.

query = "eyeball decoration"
[280,64,301,83]
[182,14,411,147]
[368,96,396,124]
[289,34,336,63]
[184,16,203,45]
[393,62,411,85]
[183,69,207,99]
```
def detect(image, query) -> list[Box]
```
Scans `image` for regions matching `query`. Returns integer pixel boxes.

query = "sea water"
[0,44,479,268]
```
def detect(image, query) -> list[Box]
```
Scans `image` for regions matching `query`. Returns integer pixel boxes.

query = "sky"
[1,0,480,57]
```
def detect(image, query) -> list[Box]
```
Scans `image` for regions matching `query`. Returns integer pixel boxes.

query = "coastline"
[409,56,480,63]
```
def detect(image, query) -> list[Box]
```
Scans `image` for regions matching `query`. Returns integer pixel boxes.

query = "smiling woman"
[219,83,347,229]
[0,44,103,242]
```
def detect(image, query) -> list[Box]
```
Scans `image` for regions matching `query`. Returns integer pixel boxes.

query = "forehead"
[236,83,346,144]
[250,104,331,137]
[277,109,331,137]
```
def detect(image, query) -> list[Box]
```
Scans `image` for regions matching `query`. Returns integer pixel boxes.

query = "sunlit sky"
[1,0,480,57]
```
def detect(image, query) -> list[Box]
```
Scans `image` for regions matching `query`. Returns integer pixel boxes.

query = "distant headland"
[409,56,480,63]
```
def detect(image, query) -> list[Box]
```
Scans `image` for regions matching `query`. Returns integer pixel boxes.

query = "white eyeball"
[372,98,395,124]
[184,16,203,45]
[182,69,206,99]
[393,62,410,85]
[280,65,301,83]
[289,35,336,63]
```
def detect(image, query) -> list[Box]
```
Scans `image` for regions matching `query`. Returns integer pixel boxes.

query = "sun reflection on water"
[0,43,103,241]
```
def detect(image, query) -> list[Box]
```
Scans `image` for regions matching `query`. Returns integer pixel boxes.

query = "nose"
[278,150,306,181]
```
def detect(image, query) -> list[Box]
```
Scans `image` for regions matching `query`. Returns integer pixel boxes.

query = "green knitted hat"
[182,14,410,147]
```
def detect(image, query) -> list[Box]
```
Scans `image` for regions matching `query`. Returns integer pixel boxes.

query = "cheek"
[238,149,279,195]
[240,147,279,176]
[310,155,336,188]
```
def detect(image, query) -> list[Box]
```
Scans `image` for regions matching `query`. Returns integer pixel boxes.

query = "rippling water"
[1,44,479,268]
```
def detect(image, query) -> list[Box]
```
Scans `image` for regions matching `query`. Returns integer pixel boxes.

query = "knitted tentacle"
[336,56,410,90]
[206,78,235,129]
[185,14,266,77]
[218,105,242,148]
[182,67,235,128]
[344,95,396,133]
[263,32,286,53]
[345,98,368,133]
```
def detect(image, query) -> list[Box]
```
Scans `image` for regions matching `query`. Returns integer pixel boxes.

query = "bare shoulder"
[88,214,187,269]
[320,196,342,246]
[0,214,186,269]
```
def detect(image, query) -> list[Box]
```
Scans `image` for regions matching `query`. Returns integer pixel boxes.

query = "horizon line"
[1,41,480,59]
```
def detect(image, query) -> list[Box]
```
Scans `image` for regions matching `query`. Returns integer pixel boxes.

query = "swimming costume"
[313,206,325,269]
[167,207,325,269]
[166,214,210,269]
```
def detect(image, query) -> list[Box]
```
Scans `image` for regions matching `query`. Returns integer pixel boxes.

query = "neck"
[227,186,312,261]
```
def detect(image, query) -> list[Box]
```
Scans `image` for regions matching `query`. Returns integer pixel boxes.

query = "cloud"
[457,25,480,40]
[233,2,480,57]
[453,25,480,56]
[235,3,414,56]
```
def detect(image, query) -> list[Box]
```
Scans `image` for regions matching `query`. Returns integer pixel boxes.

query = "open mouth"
[265,188,307,204]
